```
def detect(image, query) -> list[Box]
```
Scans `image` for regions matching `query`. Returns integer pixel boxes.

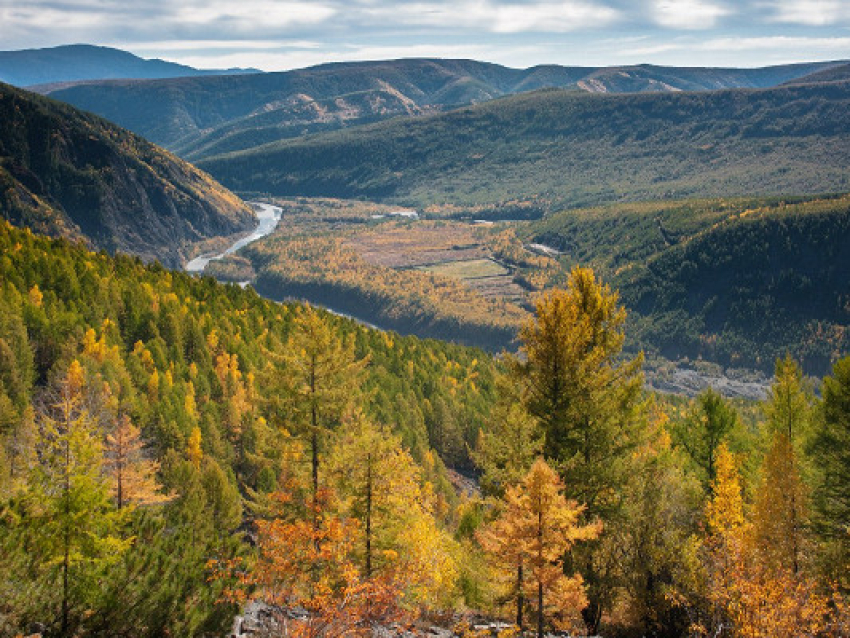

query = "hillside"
[0,44,258,88]
[197,81,850,211]
[0,218,499,634]
[784,62,850,86]
[44,58,842,155]
[0,82,255,267]
[527,194,850,374]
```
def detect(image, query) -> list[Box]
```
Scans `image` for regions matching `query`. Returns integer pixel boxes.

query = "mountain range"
[0,44,259,89]
[196,79,850,211]
[39,56,845,159]
[0,82,255,267]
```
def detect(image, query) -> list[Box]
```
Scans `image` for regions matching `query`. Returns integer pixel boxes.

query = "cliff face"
[0,82,255,268]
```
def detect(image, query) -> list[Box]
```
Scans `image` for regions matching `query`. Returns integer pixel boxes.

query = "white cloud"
[652,0,731,29]
[766,0,848,26]
[358,1,621,33]
[170,2,336,29]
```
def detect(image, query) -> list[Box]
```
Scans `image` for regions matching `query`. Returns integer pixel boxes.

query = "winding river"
[184,201,385,330]
[185,202,282,274]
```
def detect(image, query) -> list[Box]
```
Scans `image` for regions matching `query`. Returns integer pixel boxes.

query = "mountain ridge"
[0,82,255,267]
[42,57,846,157]
[195,80,850,210]
[0,44,259,88]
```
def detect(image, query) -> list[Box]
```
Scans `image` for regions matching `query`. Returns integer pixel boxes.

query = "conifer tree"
[471,373,542,499]
[479,458,599,637]
[26,360,129,635]
[673,388,739,492]
[508,266,642,632]
[327,411,459,605]
[754,357,811,575]
[264,305,368,507]
[810,355,850,588]
[105,413,165,509]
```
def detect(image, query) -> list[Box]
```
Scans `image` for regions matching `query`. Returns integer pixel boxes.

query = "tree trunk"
[517,560,524,630]
[537,509,544,638]
[366,453,372,579]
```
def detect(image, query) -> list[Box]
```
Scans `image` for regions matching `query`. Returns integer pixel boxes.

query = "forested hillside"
[197,81,850,211]
[43,58,841,157]
[0,219,499,635]
[4,219,850,637]
[0,83,255,267]
[527,194,850,374]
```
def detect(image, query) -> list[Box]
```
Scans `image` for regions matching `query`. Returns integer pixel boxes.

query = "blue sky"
[2,0,850,70]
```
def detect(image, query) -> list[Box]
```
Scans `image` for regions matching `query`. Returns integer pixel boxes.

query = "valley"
[3,40,850,638]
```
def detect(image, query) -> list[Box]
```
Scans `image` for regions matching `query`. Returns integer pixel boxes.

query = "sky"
[2,0,850,71]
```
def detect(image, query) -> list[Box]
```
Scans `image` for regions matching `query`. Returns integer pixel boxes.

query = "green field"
[416,258,509,279]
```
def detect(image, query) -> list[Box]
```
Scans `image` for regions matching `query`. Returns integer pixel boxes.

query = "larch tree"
[809,355,850,589]
[105,413,165,509]
[479,458,600,637]
[264,305,368,511]
[754,356,811,576]
[673,388,739,493]
[26,360,129,635]
[471,372,542,500]
[703,443,827,638]
[327,410,459,607]
[507,266,643,633]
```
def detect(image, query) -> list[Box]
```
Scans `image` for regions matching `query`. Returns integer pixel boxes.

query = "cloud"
[2,0,850,70]
[651,0,731,29]
[169,1,335,30]
[766,0,849,26]
[356,1,621,33]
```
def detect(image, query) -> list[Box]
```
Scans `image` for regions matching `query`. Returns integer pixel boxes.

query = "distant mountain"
[0,82,255,267]
[196,81,850,211]
[0,44,259,88]
[783,62,850,86]
[43,58,844,158]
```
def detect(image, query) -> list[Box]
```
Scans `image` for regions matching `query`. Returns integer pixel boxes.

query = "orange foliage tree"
[216,486,408,638]
[478,458,600,637]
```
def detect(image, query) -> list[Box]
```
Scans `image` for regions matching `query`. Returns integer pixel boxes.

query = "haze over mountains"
[0,82,254,267]
[0,44,259,89]
[35,53,845,159]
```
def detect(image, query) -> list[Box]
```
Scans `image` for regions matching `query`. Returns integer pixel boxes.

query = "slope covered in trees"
[197,80,850,211]
[43,58,841,157]
[0,83,255,268]
[3,220,850,636]
[0,218,500,634]
[527,194,850,374]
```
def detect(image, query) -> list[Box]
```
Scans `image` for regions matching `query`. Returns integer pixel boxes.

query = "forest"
[2,218,850,637]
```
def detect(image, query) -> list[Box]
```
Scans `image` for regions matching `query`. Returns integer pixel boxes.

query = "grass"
[415,258,509,279]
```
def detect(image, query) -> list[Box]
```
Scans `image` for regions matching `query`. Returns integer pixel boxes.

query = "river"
[185,202,282,274]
